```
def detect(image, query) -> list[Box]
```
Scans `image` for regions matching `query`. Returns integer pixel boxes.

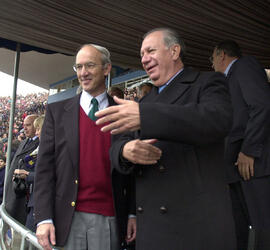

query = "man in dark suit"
[96,28,236,250]
[34,44,136,250]
[5,114,39,225]
[211,40,270,250]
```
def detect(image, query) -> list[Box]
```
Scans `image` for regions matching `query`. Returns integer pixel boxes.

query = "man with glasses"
[34,44,136,250]
[211,40,270,250]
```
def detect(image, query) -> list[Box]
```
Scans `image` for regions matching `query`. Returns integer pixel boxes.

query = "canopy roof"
[0,0,269,89]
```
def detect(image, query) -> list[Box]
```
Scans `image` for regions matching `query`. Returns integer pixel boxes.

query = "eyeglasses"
[73,62,102,72]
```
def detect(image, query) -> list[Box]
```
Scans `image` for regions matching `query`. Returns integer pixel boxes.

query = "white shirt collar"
[80,90,109,115]
[224,59,238,76]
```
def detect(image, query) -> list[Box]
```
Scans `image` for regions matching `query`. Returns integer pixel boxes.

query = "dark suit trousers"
[230,177,270,250]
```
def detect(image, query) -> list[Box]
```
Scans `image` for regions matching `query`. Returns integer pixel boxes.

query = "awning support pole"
[2,42,21,205]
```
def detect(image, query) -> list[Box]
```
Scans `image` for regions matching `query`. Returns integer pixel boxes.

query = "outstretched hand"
[122,139,162,165]
[95,96,140,134]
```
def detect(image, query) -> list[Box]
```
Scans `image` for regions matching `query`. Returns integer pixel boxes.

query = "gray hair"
[78,44,111,67]
[143,28,186,60]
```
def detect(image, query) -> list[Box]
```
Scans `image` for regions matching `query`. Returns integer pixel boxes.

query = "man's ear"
[171,44,181,60]
[103,63,112,77]
[219,50,226,61]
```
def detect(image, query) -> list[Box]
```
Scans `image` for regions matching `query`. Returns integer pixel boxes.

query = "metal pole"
[2,42,21,205]
[107,72,111,89]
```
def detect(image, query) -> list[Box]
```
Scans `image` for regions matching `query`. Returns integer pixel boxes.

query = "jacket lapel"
[143,67,200,104]
[63,94,80,169]
[16,138,39,158]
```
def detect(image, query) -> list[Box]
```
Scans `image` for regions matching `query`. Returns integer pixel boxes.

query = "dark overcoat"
[224,56,270,183]
[111,67,236,250]
[34,94,135,247]
[5,138,39,224]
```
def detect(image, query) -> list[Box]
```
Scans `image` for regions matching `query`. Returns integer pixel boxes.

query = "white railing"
[0,205,42,250]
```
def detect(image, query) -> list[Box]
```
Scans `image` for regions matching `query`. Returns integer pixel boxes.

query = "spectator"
[4,114,39,226]
[13,115,45,231]
[0,154,6,204]
[34,44,136,250]
[108,86,124,99]
[137,82,153,100]
[96,27,236,250]
[211,40,270,250]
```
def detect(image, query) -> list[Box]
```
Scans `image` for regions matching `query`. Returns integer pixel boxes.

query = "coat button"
[137,206,143,213]
[75,180,78,184]
[160,206,167,214]
[71,201,76,207]
[159,165,166,172]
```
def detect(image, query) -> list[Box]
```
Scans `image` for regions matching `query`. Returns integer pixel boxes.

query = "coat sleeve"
[110,131,136,174]
[235,57,270,158]
[139,72,233,145]
[34,104,56,224]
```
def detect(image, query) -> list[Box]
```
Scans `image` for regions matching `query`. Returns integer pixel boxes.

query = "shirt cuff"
[37,219,53,227]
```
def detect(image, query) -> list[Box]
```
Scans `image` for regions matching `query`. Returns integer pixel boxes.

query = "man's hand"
[36,223,56,250]
[13,169,29,179]
[95,96,140,134]
[235,152,254,181]
[126,217,136,243]
[123,139,162,165]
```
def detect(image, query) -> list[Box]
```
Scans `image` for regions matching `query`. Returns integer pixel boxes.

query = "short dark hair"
[215,40,242,58]
[0,153,6,163]
[108,86,124,99]
[143,28,186,60]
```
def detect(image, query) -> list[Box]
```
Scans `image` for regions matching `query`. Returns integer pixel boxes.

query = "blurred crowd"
[0,92,48,157]
[108,82,153,101]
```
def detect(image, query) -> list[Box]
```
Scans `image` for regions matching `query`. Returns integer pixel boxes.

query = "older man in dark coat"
[96,28,236,250]
[5,114,39,225]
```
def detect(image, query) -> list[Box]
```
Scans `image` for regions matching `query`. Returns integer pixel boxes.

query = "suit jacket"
[225,56,270,183]
[111,67,236,250]
[5,137,39,225]
[34,93,135,247]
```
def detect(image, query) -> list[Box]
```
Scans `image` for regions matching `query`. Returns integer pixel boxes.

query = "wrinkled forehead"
[141,31,165,53]
[76,46,102,64]
[23,118,33,126]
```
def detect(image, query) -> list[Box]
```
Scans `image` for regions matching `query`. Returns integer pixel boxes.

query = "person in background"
[137,82,153,100]
[95,27,236,250]
[13,115,45,231]
[108,86,124,99]
[34,44,136,250]
[5,114,39,225]
[211,40,270,250]
[0,154,6,204]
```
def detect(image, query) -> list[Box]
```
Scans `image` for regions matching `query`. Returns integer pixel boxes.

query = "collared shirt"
[224,59,237,76]
[31,136,38,141]
[37,90,109,227]
[158,68,184,93]
[80,90,109,115]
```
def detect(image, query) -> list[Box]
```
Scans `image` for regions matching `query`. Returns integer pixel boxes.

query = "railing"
[0,205,42,250]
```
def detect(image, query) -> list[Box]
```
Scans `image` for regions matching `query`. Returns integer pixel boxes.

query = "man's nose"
[80,66,89,76]
[141,54,150,65]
